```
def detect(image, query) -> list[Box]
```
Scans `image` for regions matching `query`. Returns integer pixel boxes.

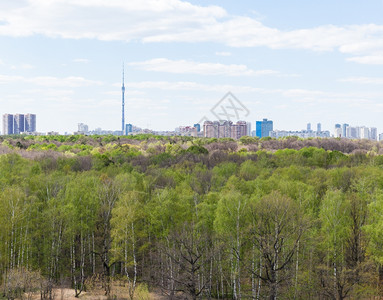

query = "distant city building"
[335,123,377,140]
[232,121,248,140]
[125,123,133,135]
[371,127,378,140]
[203,120,249,139]
[256,118,273,138]
[334,124,342,138]
[25,114,36,132]
[176,126,198,137]
[270,129,330,139]
[193,123,201,132]
[342,123,349,138]
[379,133,383,141]
[2,113,36,135]
[2,114,13,135]
[77,123,89,134]
[359,127,370,140]
[247,122,252,137]
[270,121,330,139]
[14,114,25,134]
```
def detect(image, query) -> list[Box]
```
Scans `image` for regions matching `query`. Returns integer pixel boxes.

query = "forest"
[1,134,383,299]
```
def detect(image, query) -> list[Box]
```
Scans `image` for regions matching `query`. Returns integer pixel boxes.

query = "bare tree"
[250,191,306,300]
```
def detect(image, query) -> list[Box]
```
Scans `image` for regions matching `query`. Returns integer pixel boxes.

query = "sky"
[1,0,383,134]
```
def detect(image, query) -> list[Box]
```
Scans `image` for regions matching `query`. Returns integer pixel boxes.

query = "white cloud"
[129,58,256,76]
[0,74,23,83]
[29,76,103,87]
[128,58,291,77]
[25,88,75,97]
[347,55,383,65]
[339,76,383,84]
[0,74,103,87]
[0,0,382,63]
[126,80,263,93]
[10,63,34,70]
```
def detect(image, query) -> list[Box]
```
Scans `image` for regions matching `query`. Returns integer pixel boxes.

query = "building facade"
[203,120,249,139]
[77,123,89,134]
[14,114,25,134]
[176,126,198,137]
[2,114,13,135]
[25,114,36,133]
[256,118,273,138]
[270,130,330,139]
[125,123,133,135]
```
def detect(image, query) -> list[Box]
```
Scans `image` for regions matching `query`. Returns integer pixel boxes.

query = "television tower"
[122,63,125,133]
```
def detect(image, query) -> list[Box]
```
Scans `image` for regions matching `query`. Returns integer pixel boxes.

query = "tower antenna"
[122,63,125,133]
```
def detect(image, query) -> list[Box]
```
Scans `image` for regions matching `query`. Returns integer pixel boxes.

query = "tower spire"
[122,63,125,133]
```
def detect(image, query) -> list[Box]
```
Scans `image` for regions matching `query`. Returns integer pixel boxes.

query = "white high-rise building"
[78,123,89,134]
[359,127,370,140]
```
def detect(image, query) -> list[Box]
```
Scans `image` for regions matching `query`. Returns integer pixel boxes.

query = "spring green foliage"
[1,135,383,298]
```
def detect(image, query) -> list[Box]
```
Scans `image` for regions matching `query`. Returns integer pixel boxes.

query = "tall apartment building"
[231,121,248,140]
[371,127,378,140]
[334,124,342,138]
[125,123,133,135]
[78,123,89,134]
[193,124,201,132]
[2,114,14,135]
[342,123,349,138]
[25,114,36,132]
[203,120,249,139]
[256,118,273,138]
[14,114,25,134]
[2,113,36,135]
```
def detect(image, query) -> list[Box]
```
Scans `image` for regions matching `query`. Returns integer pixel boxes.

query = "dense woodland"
[2,134,383,299]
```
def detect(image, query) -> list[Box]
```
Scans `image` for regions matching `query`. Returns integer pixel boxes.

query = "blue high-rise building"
[193,123,201,132]
[256,118,273,138]
[125,123,133,135]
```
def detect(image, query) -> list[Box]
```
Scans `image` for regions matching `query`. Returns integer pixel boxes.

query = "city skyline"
[0,1,383,133]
